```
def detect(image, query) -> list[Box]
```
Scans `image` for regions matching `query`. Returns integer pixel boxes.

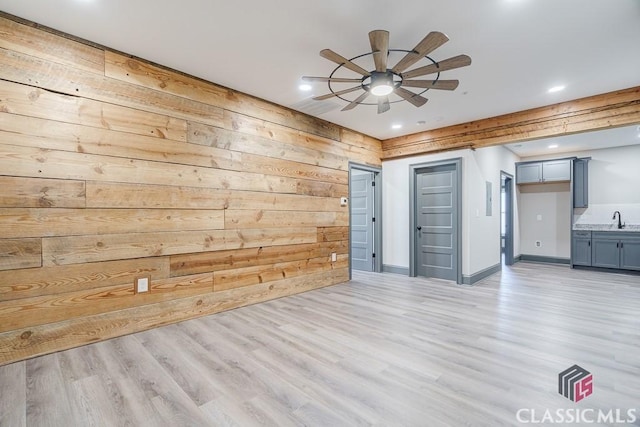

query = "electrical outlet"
[331,252,337,262]
[535,240,542,247]
[135,276,150,294]
[340,197,348,207]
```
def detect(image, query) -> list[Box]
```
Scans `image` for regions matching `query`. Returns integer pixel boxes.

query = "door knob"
[417,226,422,231]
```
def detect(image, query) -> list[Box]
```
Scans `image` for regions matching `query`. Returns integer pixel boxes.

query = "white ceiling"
[1,0,640,142]
[505,124,640,158]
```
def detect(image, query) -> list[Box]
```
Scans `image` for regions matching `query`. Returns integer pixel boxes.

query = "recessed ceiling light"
[548,144,558,149]
[298,84,312,92]
[548,85,565,93]
[392,124,402,130]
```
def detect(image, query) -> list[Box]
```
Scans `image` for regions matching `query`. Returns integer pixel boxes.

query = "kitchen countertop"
[573,224,640,232]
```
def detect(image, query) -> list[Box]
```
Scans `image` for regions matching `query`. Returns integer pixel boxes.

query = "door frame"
[501,171,515,266]
[409,157,462,284]
[349,162,382,279]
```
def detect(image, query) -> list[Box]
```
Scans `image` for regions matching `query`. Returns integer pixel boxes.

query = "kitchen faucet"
[612,211,625,229]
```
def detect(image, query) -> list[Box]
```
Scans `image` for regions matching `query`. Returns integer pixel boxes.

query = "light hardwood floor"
[1,262,639,426]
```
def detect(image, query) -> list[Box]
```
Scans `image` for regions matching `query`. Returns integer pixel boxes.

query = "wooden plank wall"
[0,15,382,365]
[382,86,640,159]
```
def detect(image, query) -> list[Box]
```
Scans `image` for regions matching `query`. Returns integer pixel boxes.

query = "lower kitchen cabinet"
[571,231,592,266]
[620,235,640,270]
[591,232,640,271]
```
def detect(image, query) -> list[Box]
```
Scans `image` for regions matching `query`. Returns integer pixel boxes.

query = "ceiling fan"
[303,30,471,114]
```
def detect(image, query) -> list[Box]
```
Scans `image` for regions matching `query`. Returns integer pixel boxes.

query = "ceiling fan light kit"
[303,30,471,113]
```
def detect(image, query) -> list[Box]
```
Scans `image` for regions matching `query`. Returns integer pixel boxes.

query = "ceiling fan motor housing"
[366,71,401,96]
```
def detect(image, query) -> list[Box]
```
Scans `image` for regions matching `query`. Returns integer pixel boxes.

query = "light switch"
[331,252,337,262]
[536,214,542,221]
[135,276,150,293]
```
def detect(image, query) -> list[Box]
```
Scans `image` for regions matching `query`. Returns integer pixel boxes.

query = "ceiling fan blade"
[392,31,449,74]
[341,91,371,111]
[369,30,389,72]
[320,49,371,77]
[401,79,459,90]
[313,85,363,101]
[302,76,363,83]
[395,87,428,107]
[402,54,472,79]
[377,95,390,114]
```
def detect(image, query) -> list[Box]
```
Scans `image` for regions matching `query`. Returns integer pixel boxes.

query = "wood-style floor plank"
[1,262,639,426]
[0,361,25,427]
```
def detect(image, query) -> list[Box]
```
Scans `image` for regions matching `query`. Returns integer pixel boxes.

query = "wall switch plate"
[331,252,337,262]
[340,197,348,207]
[535,240,542,247]
[135,276,150,294]
[536,214,542,221]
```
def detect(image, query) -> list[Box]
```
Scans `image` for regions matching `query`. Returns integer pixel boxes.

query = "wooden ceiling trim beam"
[382,86,640,159]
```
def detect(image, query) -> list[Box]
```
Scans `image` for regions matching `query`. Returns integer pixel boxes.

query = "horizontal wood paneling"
[340,128,383,154]
[0,113,344,183]
[0,269,348,365]
[0,208,224,238]
[382,86,640,158]
[43,228,318,266]
[225,210,348,229]
[170,241,349,277]
[0,79,187,142]
[85,182,343,212]
[86,182,228,210]
[0,176,85,208]
[297,179,349,198]
[0,238,42,271]
[0,47,225,127]
[0,141,296,193]
[104,51,341,141]
[0,258,170,301]
[189,122,349,171]
[0,273,213,333]
[0,15,379,364]
[0,15,104,74]
[224,111,381,166]
[213,255,349,291]
[318,226,349,242]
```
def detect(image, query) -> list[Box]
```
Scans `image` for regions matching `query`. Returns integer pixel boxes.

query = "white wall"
[382,145,520,277]
[517,182,571,258]
[573,144,640,225]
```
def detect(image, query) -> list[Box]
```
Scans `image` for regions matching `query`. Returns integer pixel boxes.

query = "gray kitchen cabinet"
[516,159,571,184]
[573,158,589,208]
[620,235,640,271]
[516,163,542,184]
[591,232,640,271]
[592,234,619,268]
[571,231,592,266]
[542,160,571,182]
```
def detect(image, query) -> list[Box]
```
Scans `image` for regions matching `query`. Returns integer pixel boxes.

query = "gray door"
[502,174,514,266]
[351,171,374,271]
[416,165,458,281]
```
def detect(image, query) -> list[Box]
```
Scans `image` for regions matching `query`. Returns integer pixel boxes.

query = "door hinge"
[371,181,375,187]
[371,217,375,222]
[372,253,376,258]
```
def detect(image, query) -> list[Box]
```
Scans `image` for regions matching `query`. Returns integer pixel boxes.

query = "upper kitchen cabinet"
[516,159,572,184]
[516,163,541,183]
[573,158,590,208]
